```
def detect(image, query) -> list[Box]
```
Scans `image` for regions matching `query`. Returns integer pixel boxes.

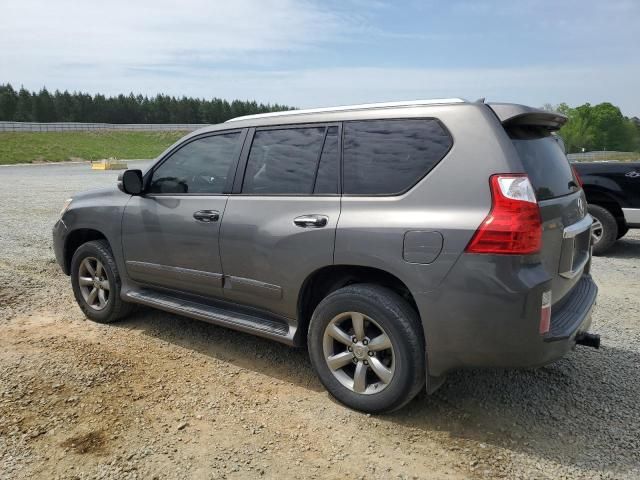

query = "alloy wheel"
[591,217,603,245]
[322,311,395,394]
[78,257,110,311]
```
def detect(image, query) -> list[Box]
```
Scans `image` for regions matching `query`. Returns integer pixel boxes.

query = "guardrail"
[568,151,640,162]
[0,122,207,132]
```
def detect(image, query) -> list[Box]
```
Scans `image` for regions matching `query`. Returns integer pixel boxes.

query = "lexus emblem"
[577,197,585,217]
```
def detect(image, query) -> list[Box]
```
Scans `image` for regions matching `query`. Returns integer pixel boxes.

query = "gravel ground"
[1,161,639,479]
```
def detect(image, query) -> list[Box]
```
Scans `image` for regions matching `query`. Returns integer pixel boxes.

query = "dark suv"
[53,99,599,413]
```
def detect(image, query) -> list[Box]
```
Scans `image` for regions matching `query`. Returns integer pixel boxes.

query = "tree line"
[1,84,638,152]
[544,102,640,153]
[0,84,293,124]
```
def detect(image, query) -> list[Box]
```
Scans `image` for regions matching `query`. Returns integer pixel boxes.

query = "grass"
[0,131,188,165]
[590,152,640,161]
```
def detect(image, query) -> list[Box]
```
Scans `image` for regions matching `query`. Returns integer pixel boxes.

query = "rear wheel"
[308,284,425,413]
[616,224,629,240]
[70,240,133,323]
[589,204,618,255]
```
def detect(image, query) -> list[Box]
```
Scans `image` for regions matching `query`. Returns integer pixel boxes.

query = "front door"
[220,124,341,319]
[122,130,245,298]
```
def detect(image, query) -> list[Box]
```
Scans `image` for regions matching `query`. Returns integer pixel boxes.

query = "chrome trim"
[225,98,466,123]
[223,275,283,300]
[563,214,593,239]
[293,214,329,228]
[126,261,223,280]
[622,208,640,226]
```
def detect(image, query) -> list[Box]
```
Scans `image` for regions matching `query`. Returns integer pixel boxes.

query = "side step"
[124,289,295,344]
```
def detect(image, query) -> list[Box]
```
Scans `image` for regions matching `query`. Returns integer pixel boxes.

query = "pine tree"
[0,83,294,123]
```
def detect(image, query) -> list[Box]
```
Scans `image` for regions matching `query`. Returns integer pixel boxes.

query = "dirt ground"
[1,162,639,479]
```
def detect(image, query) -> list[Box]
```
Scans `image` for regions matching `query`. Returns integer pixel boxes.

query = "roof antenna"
[475,97,486,103]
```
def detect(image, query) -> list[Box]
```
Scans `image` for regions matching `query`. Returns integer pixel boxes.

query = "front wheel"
[70,240,133,323]
[308,284,425,413]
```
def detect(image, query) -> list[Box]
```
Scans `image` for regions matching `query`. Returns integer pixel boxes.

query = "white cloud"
[1,0,639,116]
[1,0,346,70]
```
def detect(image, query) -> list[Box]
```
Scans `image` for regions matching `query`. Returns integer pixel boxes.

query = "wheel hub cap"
[353,343,368,360]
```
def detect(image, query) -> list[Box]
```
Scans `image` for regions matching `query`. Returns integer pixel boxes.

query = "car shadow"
[603,234,640,259]
[387,344,640,475]
[116,308,640,475]
[115,307,324,392]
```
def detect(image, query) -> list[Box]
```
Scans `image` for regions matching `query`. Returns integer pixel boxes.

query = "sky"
[2,0,639,116]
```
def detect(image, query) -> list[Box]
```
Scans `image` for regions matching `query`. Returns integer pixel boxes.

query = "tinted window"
[314,126,339,194]
[509,127,579,201]
[343,119,452,195]
[243,127,325,194]
[149,133,241,194]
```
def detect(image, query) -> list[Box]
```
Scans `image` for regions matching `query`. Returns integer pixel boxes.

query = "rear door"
[614,162,640,211]
[219,123,341,319]
[508,125,591,303]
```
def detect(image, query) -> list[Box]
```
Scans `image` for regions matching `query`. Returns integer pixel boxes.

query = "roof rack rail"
[225,98,467,123]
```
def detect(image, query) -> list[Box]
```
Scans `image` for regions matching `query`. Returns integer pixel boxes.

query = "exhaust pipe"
[576,332,600,349]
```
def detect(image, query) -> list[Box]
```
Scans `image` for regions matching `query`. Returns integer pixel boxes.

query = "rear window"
[343,119,452,195]
[509,126,579,201]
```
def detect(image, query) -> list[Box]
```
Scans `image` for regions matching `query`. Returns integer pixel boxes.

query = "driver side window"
[149,132,241,194]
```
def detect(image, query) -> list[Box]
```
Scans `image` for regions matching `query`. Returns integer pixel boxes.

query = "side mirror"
[118,169,143,195]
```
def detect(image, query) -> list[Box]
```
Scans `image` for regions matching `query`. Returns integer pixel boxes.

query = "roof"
[225,98,467,123]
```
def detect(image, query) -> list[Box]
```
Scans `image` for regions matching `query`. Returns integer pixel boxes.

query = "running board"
[124,289,295,345]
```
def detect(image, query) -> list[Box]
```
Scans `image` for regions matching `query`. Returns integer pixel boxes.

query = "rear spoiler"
[488,103,567,131]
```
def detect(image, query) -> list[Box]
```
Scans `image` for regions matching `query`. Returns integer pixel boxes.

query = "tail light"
[571,165,583,187]
[465,174,542,255]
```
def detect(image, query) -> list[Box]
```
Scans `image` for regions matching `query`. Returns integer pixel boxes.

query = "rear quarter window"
[509,126,579,201]
[343,119,452,195]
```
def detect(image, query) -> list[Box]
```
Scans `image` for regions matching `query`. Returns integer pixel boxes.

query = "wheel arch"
[583,187,626,229]
[296,265,420,344]
[63,228,110,274]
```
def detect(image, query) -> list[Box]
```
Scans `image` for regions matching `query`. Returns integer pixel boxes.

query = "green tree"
[0,83,294,123]
[32,87,57,121]
[0,83,18,120]
[14,87,33,121]
[557,102,639,153]
[559,112,597,153]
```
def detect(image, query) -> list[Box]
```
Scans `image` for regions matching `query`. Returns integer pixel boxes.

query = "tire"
[588,204,618,256]
[70,240,133,323]
[616,224,629,240]
[307,284,425,413]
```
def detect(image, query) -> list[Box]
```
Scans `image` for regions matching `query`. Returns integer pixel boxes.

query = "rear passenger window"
[343,119,452,195]
[243,127,325,194]
[314,126,339,194]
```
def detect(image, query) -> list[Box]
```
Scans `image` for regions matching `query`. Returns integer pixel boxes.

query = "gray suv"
[53,99,600,413]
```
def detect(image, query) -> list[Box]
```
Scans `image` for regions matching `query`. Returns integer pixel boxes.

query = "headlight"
[59,198,73,218]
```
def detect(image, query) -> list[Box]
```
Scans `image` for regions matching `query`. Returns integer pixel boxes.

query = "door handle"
[193,210,220,223]
[294,214,329,228]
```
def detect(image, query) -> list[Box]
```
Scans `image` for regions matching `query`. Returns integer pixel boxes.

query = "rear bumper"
[544,275,596,341]
[415,254,598,377]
